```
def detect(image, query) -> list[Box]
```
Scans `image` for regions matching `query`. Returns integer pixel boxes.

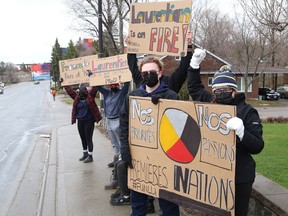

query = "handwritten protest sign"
[128,96,236,216]
[89,54,132,86]
[59,54,132,86]
[59,55,98,86]
[128,0,192,56]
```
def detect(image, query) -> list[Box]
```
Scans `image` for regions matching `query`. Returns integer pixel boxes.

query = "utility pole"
[98,0,103,59]
[98,0,104,108]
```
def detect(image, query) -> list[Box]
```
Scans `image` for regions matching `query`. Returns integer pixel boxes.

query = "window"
[175,56,181,61]
[237,77,252,92]
[208,77,214,86]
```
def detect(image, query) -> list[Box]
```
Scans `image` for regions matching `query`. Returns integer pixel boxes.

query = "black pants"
[77,119,95,153]
[235,181,253,216]
[116,160,130,196]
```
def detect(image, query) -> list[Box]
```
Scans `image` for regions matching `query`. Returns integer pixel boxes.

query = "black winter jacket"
[119,82,179,165]
[127,49,192,93]
[187,67,264,184]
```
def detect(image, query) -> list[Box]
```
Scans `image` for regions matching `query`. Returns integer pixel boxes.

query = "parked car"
[258,87,280,100]
[0,87,3,94]
[276,86,288,99]
[34,81,40,84]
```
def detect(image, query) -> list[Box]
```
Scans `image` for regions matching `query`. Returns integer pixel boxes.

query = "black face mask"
[143,73,159,87]
[215,92,234,105]
[111,87,119,93]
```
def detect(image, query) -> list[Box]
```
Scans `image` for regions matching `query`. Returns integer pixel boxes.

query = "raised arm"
[96,85,109,95]
[127,53,143,88]
[125,36,143,88]
[64,86,77,100]
[169,48,193,93]
[187,48,213,102]
[89,86,98,98]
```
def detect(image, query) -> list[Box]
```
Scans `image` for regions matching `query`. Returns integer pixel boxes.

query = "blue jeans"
[130,190,179,216]
[107,118,121,154]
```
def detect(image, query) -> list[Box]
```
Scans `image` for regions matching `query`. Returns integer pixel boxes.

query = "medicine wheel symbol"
[159,109,201,163]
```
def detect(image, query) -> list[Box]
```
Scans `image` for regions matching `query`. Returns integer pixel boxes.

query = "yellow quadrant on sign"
[159,113,179,152]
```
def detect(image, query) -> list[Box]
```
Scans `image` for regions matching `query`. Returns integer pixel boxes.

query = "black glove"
[151,94,162,105]
[86,70,92,77]
[59,78,63,83]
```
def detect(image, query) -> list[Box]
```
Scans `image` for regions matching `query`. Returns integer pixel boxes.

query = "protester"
[96,82,130,168]
[125,31,193,93]
[187,48,264,216]
[51,88,56,101]
[120,56,180,216]
[62,82,102,163]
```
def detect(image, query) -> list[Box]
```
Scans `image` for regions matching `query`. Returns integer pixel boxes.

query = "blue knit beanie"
[212,65,237,91]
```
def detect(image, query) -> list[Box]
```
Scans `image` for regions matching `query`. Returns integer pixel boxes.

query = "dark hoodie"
[119,81,179,165]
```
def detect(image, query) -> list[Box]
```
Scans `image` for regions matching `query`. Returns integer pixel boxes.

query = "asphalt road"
[0,81,287,215]
[256,99,288,119]
[0,80,70,215]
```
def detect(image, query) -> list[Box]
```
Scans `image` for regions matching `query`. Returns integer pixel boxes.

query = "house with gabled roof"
[126,45,288,99]
[160,46,259,99]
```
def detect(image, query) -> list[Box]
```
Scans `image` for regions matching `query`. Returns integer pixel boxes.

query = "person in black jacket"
[119,56,180,216]
[125,32,193,93]
[187,48,264,216]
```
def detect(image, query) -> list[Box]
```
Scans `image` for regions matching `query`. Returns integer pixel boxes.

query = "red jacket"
[64,86,102,124]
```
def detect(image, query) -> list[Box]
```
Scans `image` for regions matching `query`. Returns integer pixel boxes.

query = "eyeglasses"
[214,89,233,95]
[140,70,159,77]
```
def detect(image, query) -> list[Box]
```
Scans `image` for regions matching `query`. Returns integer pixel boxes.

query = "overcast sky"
[0,0,84,64]
[0,0,237,65]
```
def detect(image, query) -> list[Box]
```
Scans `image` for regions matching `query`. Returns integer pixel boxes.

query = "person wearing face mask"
[125,31,193,93]
[119,56,180,216]
[187,48,264,216]
[63,84,102,163]
[95,82,130,192]
[96,82,130,167]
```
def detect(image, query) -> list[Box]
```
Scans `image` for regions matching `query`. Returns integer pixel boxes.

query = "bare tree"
[65,0,131,56]
[230,14,273,95]
[191,1,235,62]
[237,0,288,89]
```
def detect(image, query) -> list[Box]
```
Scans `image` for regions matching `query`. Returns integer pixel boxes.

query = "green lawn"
[253,123,288,189]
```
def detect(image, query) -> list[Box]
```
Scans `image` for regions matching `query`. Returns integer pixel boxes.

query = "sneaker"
[104,179,118,190]
[83,155,93,163]
[79,153,88,161]
[107,161,114,168]
[111,189,121,198]
[110,196,130,206]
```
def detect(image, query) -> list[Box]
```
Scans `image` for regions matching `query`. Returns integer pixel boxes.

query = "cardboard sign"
[128,96,236,216]
[89,54,132,86]
[128,0,192,56]
[59,54,132,86]
[59,55,98,86]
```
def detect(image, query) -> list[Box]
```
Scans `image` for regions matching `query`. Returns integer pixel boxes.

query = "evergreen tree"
[0,61,6,82]
[50,38,62,89]
[65,40,79,59]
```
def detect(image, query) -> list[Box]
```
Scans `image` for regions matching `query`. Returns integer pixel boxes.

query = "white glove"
[227,117,245,141]
[190,48,206,69]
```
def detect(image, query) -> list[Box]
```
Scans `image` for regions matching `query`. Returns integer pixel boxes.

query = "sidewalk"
[39,103,288,216]
[41,123,160,216]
